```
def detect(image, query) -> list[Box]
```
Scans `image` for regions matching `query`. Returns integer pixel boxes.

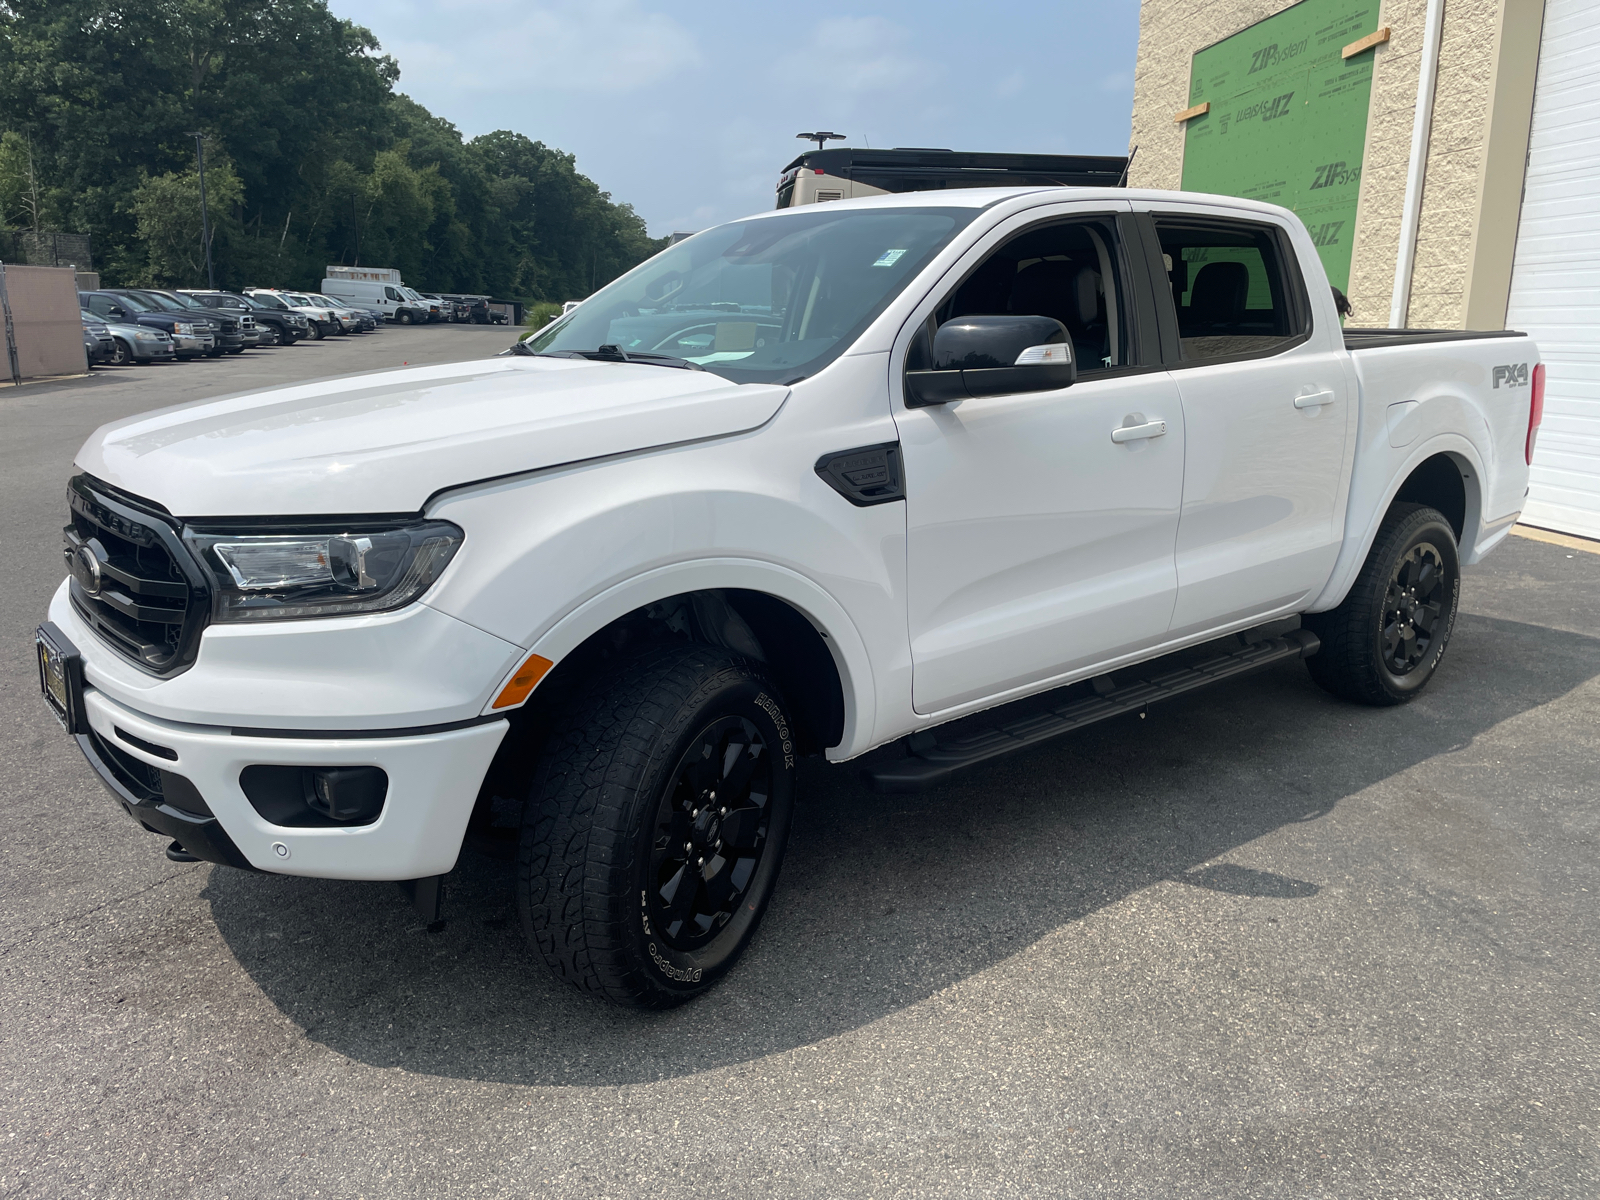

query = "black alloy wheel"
[1304,502,1460,705]
[1381,540,1447,676]
[648,715,777,951]
[519,646,796,1007]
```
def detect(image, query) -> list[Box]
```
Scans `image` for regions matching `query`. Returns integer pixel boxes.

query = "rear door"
[1135,204,1355,637]
[893,203,1187,714]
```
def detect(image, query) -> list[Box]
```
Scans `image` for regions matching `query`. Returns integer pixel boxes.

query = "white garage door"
[1505,0,1600,539]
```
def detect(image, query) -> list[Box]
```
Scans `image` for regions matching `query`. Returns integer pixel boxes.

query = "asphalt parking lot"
[2,328,1597,1198]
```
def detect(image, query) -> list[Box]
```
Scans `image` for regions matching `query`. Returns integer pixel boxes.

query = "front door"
[895,210,1186,714]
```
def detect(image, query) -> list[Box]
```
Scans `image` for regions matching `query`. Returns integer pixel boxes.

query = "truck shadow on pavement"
[203,612,1598,1085]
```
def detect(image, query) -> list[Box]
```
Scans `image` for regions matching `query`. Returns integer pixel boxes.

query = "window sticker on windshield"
[872,249,908,267]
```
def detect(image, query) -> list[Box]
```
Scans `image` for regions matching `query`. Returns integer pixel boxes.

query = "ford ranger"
[36,188,1545,1007]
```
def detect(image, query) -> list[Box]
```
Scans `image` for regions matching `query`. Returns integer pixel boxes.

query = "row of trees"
[0,0,665,300]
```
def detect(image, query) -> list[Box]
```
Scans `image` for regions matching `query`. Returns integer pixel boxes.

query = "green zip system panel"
[1180,0,1381,292]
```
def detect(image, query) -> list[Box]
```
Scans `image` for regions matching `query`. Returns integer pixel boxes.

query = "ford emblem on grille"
[68,541,105,596]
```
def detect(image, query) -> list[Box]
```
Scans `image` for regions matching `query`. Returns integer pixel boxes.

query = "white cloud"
[775,16,929,99]
[386,0,700,95]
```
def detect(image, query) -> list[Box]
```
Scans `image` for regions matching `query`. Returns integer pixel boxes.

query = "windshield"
[403,288,424,302]
[250,293,288,310]
[134,291,185,312]
[164,292,209,310]
[286,294,315,306]
[526,206,973,384]
[113,293,157,313]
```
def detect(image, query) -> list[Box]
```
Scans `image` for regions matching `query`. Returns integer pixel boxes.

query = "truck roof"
[780,147,1128,188]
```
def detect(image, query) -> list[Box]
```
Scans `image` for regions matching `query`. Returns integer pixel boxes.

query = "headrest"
[1008,261,1100,326]
[1188,261,1250,324]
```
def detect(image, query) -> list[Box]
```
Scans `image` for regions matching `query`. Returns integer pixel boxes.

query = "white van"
[321,277,427,324]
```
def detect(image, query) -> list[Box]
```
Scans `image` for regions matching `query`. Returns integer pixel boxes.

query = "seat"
[1183,260,1249,334]
[1007,260,1105,368]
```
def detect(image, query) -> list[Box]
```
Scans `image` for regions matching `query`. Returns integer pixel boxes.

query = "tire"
[518,646,797,1008]
[1303,502,1461,706]
[398,310,412,325]
[110,338,131,366]
[306,322,323,340]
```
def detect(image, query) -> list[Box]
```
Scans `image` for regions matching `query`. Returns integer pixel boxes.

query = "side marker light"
[493,653,554,708]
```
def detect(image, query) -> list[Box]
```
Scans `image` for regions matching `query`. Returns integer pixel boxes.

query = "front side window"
[527,206,976,385]
[385,287,401,301]
[1153,218,1307,362]
[927,216,1130,373]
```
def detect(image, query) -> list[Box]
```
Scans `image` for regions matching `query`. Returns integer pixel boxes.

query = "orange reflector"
[492,653,554,709]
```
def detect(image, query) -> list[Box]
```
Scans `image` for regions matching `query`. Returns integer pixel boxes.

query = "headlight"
[175,322,194,335]
[135,330,160,341]
[181,520,463,622]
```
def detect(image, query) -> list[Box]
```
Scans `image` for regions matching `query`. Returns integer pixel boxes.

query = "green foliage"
[524,301,563,328]
[0,130,43,230]
[130,159,242,285]
[0,0,664,298]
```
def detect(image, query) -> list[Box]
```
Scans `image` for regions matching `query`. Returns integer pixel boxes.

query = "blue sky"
[327,1,1143,237]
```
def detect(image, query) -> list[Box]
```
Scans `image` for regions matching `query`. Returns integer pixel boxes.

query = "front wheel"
[110,338,132,366]
[1304,502,1461,705]
[305,322,323,340]
[518,646,796,1008]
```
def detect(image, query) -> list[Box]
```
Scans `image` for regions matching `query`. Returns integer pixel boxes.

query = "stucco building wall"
[1130,0,1540,329]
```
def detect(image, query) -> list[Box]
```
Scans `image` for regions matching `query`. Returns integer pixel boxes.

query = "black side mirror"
[110,306,127,319]
[905,314,1075,408]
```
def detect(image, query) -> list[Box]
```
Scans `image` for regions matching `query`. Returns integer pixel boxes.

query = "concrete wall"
[1131,0,1543,329]
[2,265,86,380]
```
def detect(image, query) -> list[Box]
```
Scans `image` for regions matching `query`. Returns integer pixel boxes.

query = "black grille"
[65,475,210,676]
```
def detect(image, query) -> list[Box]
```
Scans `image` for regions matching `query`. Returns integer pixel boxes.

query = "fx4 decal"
[1492,363,1530,389]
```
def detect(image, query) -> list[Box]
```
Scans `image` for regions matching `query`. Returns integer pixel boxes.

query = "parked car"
[110,290,241,356]
[315,295,379,332]
[245,289,344,339]
[322,277,427,324]
[81,313,114,366]
[412,291,448,322]
[438,294,491,324]
[83,308,175,365]
[79,290,214,358]
[187,290,309,345]
[39,188,1543,1008]
[151,288,264,351]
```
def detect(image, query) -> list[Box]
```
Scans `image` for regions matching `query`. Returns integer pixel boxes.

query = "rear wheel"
[518,646,796,1008]
[1304,502,1461,705]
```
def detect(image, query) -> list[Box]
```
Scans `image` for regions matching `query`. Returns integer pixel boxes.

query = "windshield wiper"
[502,342,704,371]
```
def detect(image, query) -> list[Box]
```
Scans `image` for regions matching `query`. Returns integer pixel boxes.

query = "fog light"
[306,766,388,823]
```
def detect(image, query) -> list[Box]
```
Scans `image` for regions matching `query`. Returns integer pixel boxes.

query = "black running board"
[862,629,1321,794]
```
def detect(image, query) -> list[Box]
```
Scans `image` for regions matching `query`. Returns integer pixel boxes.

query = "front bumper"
[47,578,524,879]
[173,333,214,354]
[79,686,507,879]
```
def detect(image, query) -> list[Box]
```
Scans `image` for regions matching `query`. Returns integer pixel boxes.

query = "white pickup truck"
[37,188,1545,1007]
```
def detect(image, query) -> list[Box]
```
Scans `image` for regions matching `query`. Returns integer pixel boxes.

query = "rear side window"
[1152,218,1307,362]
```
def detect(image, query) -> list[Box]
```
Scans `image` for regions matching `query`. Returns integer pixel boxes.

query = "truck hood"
[77,356,789,516]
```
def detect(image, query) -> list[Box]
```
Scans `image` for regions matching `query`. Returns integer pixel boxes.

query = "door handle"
[1111,419,1167,444]
[1293,390,1336,409]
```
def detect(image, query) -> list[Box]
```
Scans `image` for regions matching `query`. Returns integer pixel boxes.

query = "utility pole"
[190,132,216,288]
